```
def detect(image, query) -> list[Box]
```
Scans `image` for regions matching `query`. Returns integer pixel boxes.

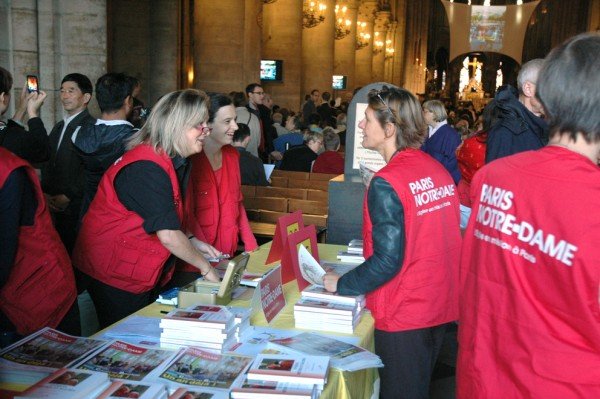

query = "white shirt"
[55,110,84,151]
[428,119,448,138]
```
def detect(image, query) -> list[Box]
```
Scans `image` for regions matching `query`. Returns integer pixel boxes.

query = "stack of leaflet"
[14,368,111,399]
[231,354,328,399]
[159,306,235,352]
[336,239,365,264]
[95,380,168,399]
[293,297,363,334]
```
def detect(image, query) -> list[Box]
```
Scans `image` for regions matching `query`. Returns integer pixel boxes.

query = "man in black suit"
[41,73,96,253]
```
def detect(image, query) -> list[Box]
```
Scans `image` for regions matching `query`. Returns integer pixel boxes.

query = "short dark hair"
[233,122,251,143]
[537,32,600,143]
[62,73,93,95]
[245,83,262,95]
[0,67,13,95]
[207,92,233,123]
[322,128,340,151]
[95,73,134,113]
[322,92,331,102]
[311,89,319,95]
[231,91,246,107]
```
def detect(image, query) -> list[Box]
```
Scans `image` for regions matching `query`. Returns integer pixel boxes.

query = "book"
[72,340,179,382]
[347,239,363,255]
[230,376,319,399]
[15,367,110,398]
[293,298,359,317]
[96,316,162,347]
[151,347,251,392]
[268,332,383,372]
[335,251,365,264]
[246,354,329,389]
[159,309,233,331]
[301,285,365,307]
[168,387,228,398]
[95,380,167,399]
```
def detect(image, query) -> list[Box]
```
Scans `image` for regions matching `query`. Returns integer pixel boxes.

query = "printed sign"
[259,265,286,323]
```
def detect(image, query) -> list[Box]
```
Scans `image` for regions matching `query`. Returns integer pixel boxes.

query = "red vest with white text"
[458,146,600,398]
[363,149,461,331]
[0,147,76,335]
[73,144,183,293]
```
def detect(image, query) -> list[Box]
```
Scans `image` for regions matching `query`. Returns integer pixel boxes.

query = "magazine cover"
[15,367,110,398]
[96,380,167,398]
[168,386,228,399]
[73,340,179,381]
[156,347,251,390]
[0,327,106,371]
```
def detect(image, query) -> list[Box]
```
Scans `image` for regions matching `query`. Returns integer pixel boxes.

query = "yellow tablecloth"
[128,242,377,399]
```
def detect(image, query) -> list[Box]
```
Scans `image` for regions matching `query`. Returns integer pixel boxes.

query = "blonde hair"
[368,86,428,149]
[127,89,209,157]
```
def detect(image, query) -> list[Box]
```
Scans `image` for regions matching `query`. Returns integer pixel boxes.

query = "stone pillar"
[402,0,429,94]
[302,0,336,104]
[148,1,179,103]
[371,11,390,82]
[354,0,378,87]
[0,0,106,126]
[392,0,407,87]
[194,0,261,94]
[333,0,359,99]
[262,0,303,111]
[384,21,397,82]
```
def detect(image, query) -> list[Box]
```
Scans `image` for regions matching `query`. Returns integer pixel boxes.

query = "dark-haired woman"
[175,93,258,284]
[323,87,461,398]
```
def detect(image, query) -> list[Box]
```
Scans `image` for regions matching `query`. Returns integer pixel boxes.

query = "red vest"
[458,146,600,398]
[0,147,76,335]
[363,149,461,331]
[179,146,256,272]
[73,144,183,293]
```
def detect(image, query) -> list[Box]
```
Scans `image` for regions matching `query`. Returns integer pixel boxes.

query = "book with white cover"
[168,387,228,398]
[95,380,167,399]
[159,335,236,351]
[294,298,358,316]
[160,327,232,343]
[152,347,251,392]
[301,285,365,307]
[230,376,319,399]
[268,332,383,372]
[347,239,363,255]
[336,251,365,264]
[73,340,179,382]
[15,367,110,399]
[247,354,329,389]
[160,308,233,331]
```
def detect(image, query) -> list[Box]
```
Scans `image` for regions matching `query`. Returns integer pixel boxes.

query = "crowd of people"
[0,31,598,398]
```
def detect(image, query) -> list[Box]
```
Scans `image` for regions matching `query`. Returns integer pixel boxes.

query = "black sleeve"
[337,177,406,296]
[485,125,510,164]
[114,161,181,234]
[0,168,37,288]
[1,118,50,163]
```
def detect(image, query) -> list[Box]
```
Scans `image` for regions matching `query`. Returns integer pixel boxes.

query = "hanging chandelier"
[355,21,370,50]
[334,4,352,40]
[303,1,327,29]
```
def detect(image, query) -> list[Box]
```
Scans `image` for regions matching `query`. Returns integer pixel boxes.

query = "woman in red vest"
[173,93,258,286]
[323,87,461,398]
[73,89,222,329]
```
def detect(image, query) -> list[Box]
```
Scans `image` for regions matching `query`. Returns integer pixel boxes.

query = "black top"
[0,118,50,164]
[113,156,190,234]
[236,147,269,186]
[0,168,37,288]
[279,144,317,172]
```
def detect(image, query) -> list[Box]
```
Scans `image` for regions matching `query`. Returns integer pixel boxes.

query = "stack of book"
[159,307,236,352]
[15,368,111,399]
[336,239,365,264]
[347,239,363,255]
[293,297,363,334]
[231,354,328,399]
[225,306,252,340]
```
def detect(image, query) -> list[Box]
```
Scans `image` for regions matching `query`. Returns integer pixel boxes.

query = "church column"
[402,0,429,94]
[261,0,303,111]
[302,0,336,105]
[354,0,378,87]
[371,10,390,82]
[333,0,359,100]
[194,0,262,93]
[392,0,407,87]
[384,21,397,82]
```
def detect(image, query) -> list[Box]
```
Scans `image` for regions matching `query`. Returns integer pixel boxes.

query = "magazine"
[15,367,110,399]
[247,354,329,389]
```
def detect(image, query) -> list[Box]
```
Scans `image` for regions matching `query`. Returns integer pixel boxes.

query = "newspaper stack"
[159,306,236,352]
[293,297,363,334]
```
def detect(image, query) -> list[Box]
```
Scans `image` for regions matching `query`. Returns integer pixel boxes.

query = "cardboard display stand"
[265,210,304,265]
[283,225,319,289]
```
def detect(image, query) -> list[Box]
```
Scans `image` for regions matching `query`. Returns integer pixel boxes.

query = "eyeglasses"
[376,91,393,114]
[196,124,211,134]
[252,91,265,95]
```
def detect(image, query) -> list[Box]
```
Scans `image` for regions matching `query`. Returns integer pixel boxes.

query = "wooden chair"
[241,185,256,198]
[288,179,329,191]
[306,189,328,202]
[271,169,310,180]
[309,172,340,181]
[243,196,288,213]
[288,199,328,216]
[256,186,308,200]
[269,176,288,188]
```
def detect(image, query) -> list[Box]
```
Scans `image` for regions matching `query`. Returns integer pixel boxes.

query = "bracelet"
[201,269,210,277]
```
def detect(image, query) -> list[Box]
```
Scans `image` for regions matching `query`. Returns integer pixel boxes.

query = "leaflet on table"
[267,332,383,372]
[230,376,319,399]
[226,326,360,358]
[247,354,329,389]
[297,245,326,287]
[168,386,229,399]
[0,327,107,373]
[96,315,162,346]
[150,346,251,392]
[14,367,111,399]
[96,380,168,399]
[72,340,180,381]
[301,284,365,307]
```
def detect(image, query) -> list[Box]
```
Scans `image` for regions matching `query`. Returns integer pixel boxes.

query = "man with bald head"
[485,59,548,163]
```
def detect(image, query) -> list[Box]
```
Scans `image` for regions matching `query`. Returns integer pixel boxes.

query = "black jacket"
[485,85,548,163]
[72,121,136,220]
[0,118,50,163]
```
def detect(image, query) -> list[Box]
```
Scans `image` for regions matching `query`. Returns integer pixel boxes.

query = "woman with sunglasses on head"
[323,87,461,399]
[73,89,221,329]
[172,93,258,287]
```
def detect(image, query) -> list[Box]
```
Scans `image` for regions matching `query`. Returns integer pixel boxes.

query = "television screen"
[260,60,283,82]
[332,75,347,90]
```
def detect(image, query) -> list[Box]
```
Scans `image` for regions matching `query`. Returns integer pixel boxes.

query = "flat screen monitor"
[332,75,347,90]
[260,60,283,82]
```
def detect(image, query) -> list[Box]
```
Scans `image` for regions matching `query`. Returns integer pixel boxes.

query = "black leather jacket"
[337,176,406,296]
